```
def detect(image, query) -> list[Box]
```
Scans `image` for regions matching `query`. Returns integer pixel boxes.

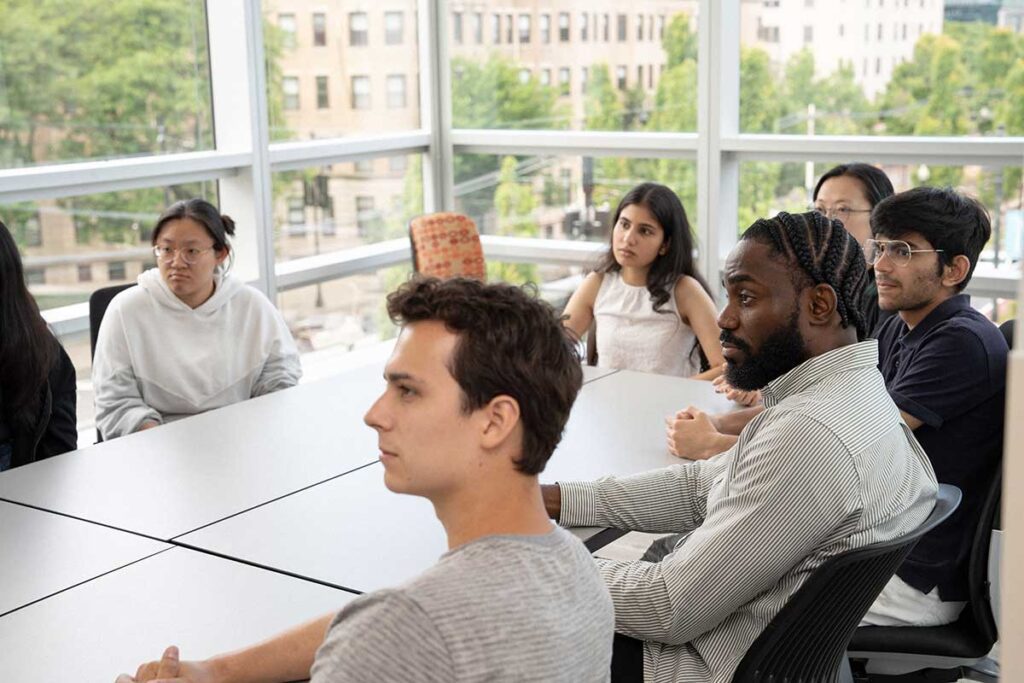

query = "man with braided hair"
[542,211,937,683]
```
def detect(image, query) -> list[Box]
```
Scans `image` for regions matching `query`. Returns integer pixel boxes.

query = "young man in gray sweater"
[116,277,614,683]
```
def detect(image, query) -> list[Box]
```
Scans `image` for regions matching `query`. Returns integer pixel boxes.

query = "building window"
[283,76,299,110]
[351,75,370,110]
[558,67,570,95]
[356,196,375,236]
[385,12,403,45]
[279,14,297,48]
[581,66,589,91]
[108,261,126,281]
[902,23,907,40]
[804,25,813,43]
[877,23,883,40]
[636,14,643,40]
[518,68,531,84]
[316,76,329,109]
[658,15,665,40]
[616,65,627,90]
[540,68,551,86]
[559,12,569,41]
[77,264,92,282]
[389,156,407,173]
[25,268,45,285]
[354,159,373,174]
[312,12,326,46]
[506,14,513,44]
[603,14,610,41]
[492,14,500,43]
[876,57,882,74]
[386,74,406,108]
[839,24,845,37]
[617,14,627,41]
[472,13,483,44]
[518,14,531,43]
[648,63,654,88]
[453,12,463,44]
[349,12,368,46]
[580,13,588,41]
[540,14,551,43]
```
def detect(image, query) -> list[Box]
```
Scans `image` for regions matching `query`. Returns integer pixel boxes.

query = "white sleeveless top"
[593,271,701,377]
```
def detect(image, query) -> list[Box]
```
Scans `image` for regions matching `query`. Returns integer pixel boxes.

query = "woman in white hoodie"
[92,199,302,440]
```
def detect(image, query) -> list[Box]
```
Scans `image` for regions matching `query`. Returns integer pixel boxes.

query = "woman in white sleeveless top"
[562,183,723,379]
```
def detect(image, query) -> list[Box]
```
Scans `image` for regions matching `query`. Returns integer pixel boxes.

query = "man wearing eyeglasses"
[861,186,1008,627]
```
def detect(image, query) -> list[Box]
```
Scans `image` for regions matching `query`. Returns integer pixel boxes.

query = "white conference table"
[0,364,617,542]
[176,369,734,594]
[0,546,354,683]
[0,501,168,616]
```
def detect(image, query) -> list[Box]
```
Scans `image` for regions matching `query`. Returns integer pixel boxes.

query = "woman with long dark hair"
[0,220,77,470]
[562,182,723,379]
[92,198,301,440]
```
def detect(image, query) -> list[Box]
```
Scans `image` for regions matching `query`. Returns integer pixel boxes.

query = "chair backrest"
[89,283,136,360]
[964,470,1001,647]
[732,484,961,683]
[998,318,1014,350]
[408,212,486,281]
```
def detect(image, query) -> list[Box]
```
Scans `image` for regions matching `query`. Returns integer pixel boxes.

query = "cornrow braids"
[742,211,869,339]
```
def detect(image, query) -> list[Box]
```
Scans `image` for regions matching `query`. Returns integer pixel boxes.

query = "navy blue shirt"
[876,294,1007,600]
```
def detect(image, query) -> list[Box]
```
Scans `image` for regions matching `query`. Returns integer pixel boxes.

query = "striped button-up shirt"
[560,340,937,683]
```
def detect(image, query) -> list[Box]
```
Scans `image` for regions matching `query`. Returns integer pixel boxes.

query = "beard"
[722,311,810,391]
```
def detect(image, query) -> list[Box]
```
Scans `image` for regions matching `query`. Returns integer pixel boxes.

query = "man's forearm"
[541,483,561,522]
[209,613,335,683]
[715,406,764,436]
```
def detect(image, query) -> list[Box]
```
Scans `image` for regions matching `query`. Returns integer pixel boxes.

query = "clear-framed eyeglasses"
[809,205,873,222]
[864,239,944,267]
[153,245,215,265]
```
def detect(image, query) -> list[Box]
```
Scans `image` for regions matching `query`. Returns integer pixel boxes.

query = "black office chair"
[732,484,961,683]
[89,283,136,360]
[998,318,1014,350]
[848,473,1001,682]
[88,283,136,442]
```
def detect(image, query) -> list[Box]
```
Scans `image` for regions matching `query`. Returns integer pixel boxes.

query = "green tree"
[584,65,623,131]
[488,156,539,284]
[663,14,697,68]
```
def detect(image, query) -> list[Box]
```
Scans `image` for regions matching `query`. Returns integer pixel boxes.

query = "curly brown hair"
[386,276,583,475]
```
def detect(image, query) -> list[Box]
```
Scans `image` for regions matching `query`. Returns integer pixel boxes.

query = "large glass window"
[0,0,213,168]
[449,2,698,132]
[272,154,424,263]
[313,12,327,47]
[267,4,420,140]
[738,6,1024,137]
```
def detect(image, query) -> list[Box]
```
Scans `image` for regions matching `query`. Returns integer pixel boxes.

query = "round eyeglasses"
[809,205,873,222]
[864,239,944,267]
[153,245,215,265]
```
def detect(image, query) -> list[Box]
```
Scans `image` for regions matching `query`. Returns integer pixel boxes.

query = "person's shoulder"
[920,309,1006,360]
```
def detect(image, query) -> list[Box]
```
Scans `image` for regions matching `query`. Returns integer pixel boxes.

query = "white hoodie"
[92,268,302,440]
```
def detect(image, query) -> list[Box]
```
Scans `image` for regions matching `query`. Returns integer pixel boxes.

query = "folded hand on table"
[665,406,732,461]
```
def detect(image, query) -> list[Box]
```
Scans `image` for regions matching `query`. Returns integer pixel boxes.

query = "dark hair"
[742,211,869,339]
[813,163,895,208]
[386,276,583,475]
[597,182,711,311]
[870,187,991,293]
[0,221,56,426]
[152,198,235,254]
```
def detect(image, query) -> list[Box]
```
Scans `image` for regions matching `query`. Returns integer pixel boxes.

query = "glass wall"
[448,1,698,132]
[0,0,213,167]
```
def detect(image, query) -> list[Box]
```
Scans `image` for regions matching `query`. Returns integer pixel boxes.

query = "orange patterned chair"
[408,212,486,281]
